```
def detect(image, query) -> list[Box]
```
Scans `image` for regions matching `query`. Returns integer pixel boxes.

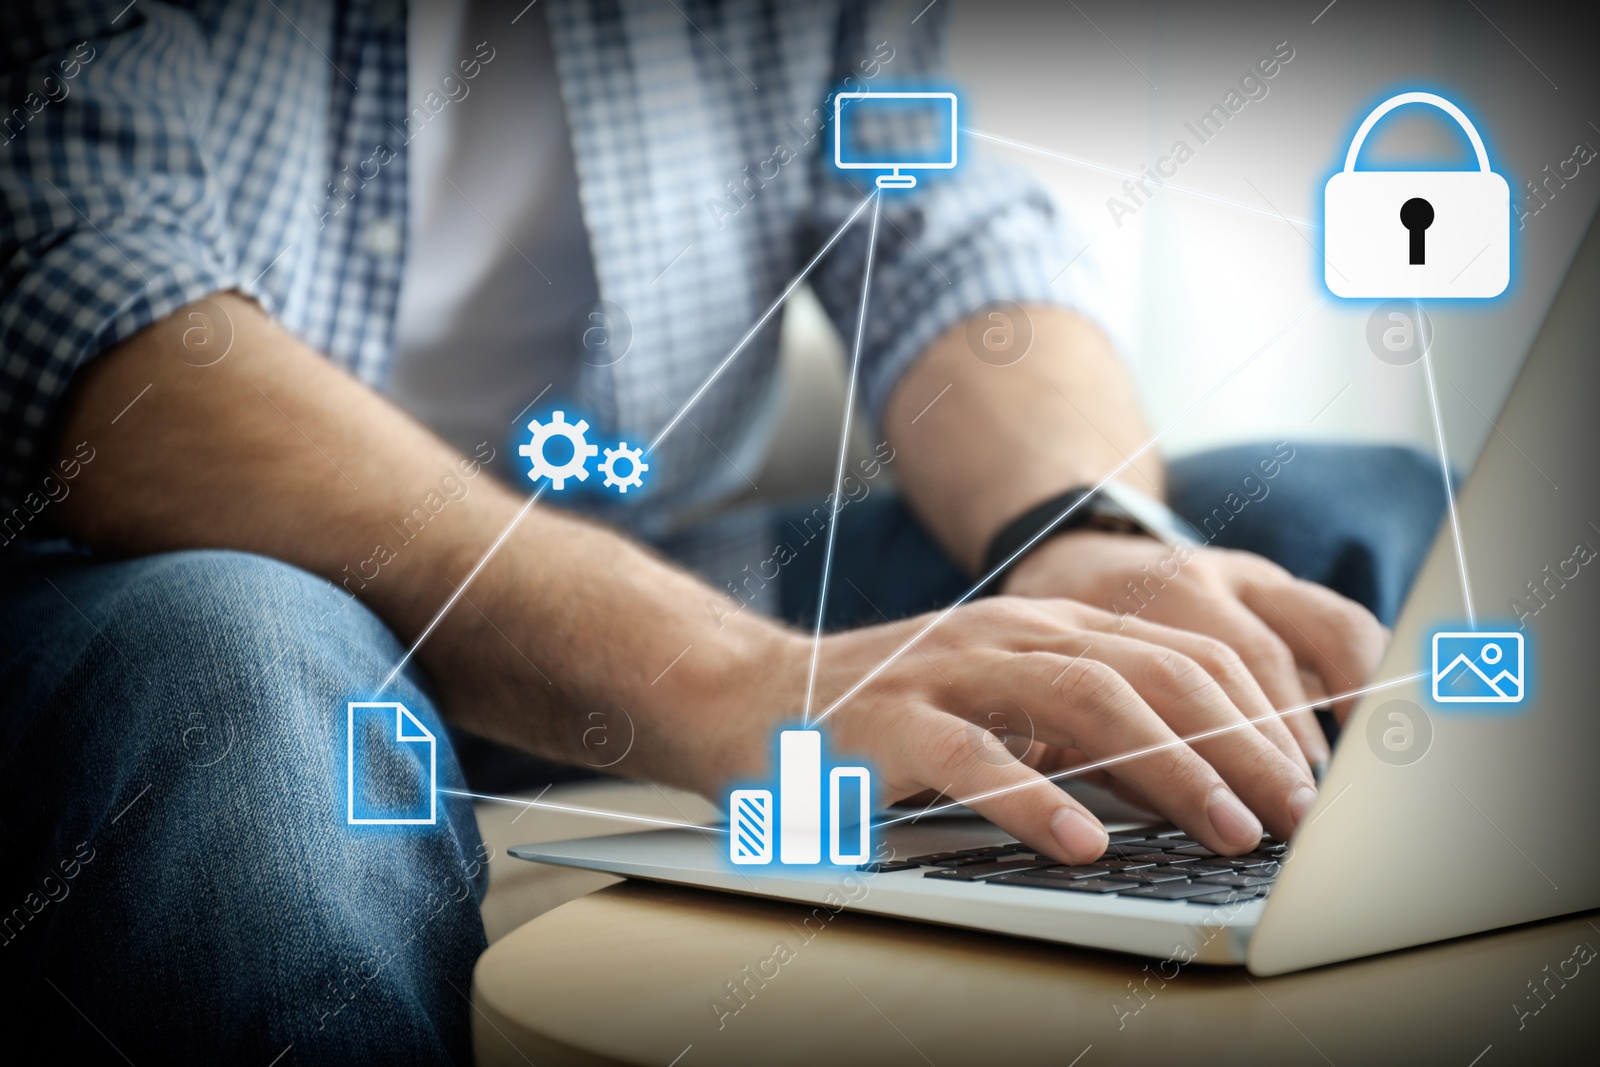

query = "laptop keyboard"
[859,825,1287,906]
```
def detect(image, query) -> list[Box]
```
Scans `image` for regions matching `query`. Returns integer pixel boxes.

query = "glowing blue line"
[376,484,547,693]
[804,192,882,725]
[648,189,877,454]
[441,788,727,833]
[1420,336,1475,625]
[965,127,1320,230]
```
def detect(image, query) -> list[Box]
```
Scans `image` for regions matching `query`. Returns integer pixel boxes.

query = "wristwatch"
[976,480,1200,597]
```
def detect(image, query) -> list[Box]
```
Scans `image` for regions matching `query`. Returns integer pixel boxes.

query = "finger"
[1019,596,1325,776]
[1182,599,1330,771]
[1299,667,1329,708]
[1030,748,1120,796]
[902,704,1111,865]
[1239,577,1388,723]
[999,650,1265,854]
[1032,631,1315,839]
[1077,609,1312,779]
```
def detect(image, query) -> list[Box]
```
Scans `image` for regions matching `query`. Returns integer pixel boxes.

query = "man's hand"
[886,306,1390,779]
[731,596,1321,864]
[1000,530,1391,768]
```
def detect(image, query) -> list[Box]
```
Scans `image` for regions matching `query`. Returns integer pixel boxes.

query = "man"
[0,0,1442,1060]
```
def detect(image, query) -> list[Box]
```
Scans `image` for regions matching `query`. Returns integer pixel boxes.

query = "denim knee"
[1,548,486,1062]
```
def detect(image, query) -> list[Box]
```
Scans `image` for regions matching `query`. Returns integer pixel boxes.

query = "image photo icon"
[1431,632,1525,704]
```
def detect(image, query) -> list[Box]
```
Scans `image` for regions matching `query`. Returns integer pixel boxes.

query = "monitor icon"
[834,91,958,189]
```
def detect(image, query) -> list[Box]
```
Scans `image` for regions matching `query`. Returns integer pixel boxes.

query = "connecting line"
[441,788,728,833]
[873,671,1427,829]
[376,485,548,693]
[375,191,880,692]
[809,296,1325,728]
[803,193,883,725]
[647,188,878,454]
[1418,331,1475,625]
[964,128,1319,230]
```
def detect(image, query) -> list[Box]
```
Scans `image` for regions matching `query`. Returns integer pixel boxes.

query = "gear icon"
[518,411,599,490]
[599,442,648,494]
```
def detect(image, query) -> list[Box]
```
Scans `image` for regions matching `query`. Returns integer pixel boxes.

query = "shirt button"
[361,216,402,258]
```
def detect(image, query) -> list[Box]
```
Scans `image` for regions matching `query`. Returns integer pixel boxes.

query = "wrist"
[983,481,1197,596]
[998,527,1147,597]
[643,613,805,797]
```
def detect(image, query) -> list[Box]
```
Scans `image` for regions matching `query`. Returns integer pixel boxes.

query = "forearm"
[53,294,788,791]
[883,306,1163,574]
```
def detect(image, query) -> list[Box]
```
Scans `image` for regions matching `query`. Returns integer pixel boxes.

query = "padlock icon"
[1324,92,1509,299]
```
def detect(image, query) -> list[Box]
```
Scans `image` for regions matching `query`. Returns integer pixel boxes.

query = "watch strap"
[976,486,1101,597]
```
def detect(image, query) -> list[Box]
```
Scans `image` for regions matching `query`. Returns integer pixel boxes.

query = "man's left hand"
[1000,528,1391,770]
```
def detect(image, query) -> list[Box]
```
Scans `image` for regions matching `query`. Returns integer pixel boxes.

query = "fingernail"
[1051,807,1108,862]
[1207,785,1262,850]
[1290,784,1318,826]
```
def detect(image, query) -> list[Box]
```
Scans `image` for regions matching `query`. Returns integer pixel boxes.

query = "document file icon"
[347,701,437,825]
[729,789,773,864]
[1432,632,1525,704]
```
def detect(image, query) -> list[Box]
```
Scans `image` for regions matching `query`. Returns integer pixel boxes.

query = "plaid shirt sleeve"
[805,0,1098,427]
[0,3,251,511]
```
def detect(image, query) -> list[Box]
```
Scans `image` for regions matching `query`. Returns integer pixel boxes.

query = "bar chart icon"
[729,729,870,867]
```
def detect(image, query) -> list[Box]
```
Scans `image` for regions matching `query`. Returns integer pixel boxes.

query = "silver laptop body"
[513,213,1600,975]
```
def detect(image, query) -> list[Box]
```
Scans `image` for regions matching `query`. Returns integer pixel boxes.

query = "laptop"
[512,211,1600,976]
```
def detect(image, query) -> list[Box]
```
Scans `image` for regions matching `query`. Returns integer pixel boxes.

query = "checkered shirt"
[0,0,1103,586]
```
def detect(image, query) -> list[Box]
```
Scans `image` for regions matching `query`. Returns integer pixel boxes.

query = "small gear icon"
[518,411,599,490]
[599,442,648,494]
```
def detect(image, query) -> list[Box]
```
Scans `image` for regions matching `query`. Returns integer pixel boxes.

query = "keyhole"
[1400,197,1434,265]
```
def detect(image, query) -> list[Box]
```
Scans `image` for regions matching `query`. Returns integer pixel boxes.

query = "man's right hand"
[713,596,1320,865]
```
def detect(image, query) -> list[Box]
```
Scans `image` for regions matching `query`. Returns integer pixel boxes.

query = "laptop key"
[1034,865,1115,879]
[1168,845,1218,858]
[1179,862,1237,877]
[857,860,926,873]
[1090,860,1157,872]
[990,874,1124,893]
[1205,857,1278,871]
[1111,838,1175,851]
[1150,837,1199,848]
[1186,890,1262,905]
[923,859,1054,881]
[1197,873,1276,888]
[906,852,962,865]
[957,844,1030,858]
[1105,869,1193,884]
[1116,882,1222,900]
[1115,852,1175,865]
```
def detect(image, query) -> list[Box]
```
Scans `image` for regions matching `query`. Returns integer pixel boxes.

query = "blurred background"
[756,0,1600,497]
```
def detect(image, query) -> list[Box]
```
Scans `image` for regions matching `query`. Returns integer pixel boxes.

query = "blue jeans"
[0,442,1444,1062]
[0,550,489,1064]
